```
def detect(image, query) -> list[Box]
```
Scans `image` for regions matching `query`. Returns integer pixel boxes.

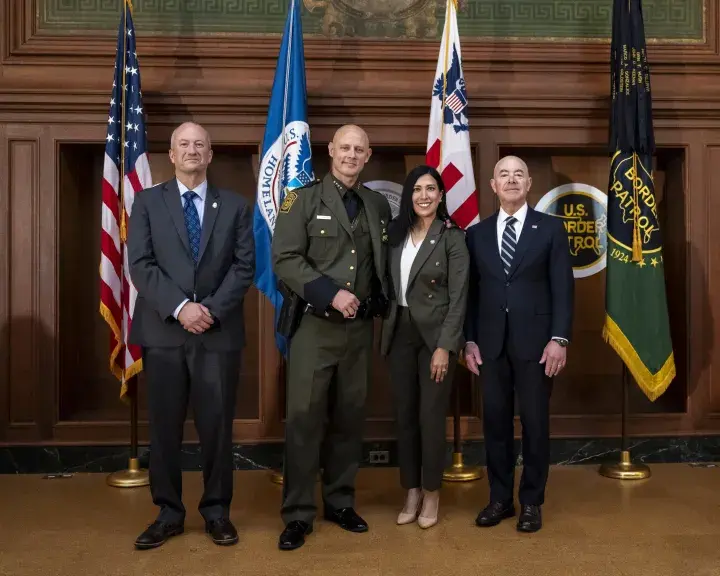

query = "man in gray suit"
[128,122,255,550]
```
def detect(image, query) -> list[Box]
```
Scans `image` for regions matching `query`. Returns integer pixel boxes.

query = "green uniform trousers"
[281,313,374,525]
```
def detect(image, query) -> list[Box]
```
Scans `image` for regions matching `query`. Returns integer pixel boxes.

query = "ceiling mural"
[38,0,705,43]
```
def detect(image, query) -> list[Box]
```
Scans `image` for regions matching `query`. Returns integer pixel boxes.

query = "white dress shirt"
[496,202,528,254]
[173,179,208,319]
[398,234,424,307]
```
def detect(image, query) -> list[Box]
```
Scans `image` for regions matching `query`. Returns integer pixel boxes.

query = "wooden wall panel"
[0,124,7,440]
[706,145,720,417]
[2,2,720,445]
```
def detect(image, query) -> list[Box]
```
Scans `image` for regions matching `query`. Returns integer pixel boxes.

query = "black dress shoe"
[134,520,184,550]
[517,505,542,532]
[324,507,369,533]
[205,518,239,546]
[475,501,516,527]
[278,521,313,551]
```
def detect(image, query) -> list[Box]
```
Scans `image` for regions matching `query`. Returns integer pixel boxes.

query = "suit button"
[431,279,436,284]
[350,266,354,270]
[428,294,433,299]
[351,249,356,254]
[346,282,351,287]
[505,307,509,312]
[320,230,325,235]
[505,281,510,287]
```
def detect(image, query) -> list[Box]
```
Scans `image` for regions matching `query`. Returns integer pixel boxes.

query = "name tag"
[316,215,331,220]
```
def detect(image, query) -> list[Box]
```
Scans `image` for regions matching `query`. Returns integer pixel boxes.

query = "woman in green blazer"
[380,165,469,529]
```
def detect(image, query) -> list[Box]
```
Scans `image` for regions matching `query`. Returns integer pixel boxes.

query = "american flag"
[426,0,479,229]
[99,0,152,400]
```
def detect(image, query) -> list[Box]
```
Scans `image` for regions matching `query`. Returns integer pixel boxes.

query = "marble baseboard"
[1,437,719,474]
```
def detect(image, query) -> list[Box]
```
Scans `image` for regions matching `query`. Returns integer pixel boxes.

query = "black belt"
[304,301,371,323]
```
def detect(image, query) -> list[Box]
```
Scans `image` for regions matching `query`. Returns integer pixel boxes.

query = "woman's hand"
[430,348,450,383]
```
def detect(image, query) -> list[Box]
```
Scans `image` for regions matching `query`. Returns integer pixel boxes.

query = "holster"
[277,281,305,341]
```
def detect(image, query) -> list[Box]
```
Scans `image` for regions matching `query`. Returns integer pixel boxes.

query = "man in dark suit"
[464,155,573,533]
[128,122,255,549]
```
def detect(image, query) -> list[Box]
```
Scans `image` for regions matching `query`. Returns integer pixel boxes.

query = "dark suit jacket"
[127,178,255,351]
[381,219,469,356]
[464,206,574,362]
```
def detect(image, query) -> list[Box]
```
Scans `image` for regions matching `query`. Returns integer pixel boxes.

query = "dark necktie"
[182,190,201,263]
[344,188,359,222]
[501,216,517,275]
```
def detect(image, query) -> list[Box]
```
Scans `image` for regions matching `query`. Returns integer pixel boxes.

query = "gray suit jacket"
[127,179,255,351]
[380,219,469,356]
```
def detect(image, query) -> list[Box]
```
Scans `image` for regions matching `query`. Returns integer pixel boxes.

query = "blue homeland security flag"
[254,0,314,357]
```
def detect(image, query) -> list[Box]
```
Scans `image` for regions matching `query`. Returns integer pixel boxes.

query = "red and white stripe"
[426,0,479,230]
[99,152,151,397]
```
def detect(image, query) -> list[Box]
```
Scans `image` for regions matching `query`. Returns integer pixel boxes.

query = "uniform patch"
[280,190,298,213]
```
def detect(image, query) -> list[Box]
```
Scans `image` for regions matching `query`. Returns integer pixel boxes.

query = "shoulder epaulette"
[292,179,321,192]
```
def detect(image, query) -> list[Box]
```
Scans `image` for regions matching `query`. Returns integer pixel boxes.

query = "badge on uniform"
[381,226,388,243]
[280,191,298,213]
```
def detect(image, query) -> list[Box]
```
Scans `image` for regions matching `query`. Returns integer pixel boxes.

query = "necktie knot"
[183,190,198,203]
[505,216,517,228]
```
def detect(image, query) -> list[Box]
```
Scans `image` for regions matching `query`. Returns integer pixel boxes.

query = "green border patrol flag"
[604,0,675,401]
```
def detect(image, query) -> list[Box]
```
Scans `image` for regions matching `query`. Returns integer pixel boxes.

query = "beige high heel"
[397,490,423,525]
[417,491,439,529]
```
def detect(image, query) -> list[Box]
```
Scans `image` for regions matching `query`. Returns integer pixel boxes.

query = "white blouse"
[399,234,424,307]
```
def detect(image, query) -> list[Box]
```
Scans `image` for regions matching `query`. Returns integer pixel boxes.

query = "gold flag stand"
[107,377,150,488]
[598,365,650,480]
[443,377,482,482]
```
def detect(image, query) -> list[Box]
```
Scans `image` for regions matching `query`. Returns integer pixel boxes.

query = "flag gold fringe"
[603,315,675,401]
[99,301,125,383]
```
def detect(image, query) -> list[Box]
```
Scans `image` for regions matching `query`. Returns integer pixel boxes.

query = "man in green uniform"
[272,124,391,551]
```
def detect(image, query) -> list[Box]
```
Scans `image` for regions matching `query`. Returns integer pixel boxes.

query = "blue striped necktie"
[501,216,517,275]
[182,191,201,263]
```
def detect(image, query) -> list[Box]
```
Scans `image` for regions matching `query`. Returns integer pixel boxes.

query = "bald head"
[490,155,532,214]
[328,124,372,186]
[170,122,211,149]
[493,155,529,179]
[332,124,370,148]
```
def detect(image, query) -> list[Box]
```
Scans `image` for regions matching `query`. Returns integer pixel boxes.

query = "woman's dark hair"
[388,165,455,246]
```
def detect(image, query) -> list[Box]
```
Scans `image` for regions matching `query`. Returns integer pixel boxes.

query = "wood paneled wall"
[1,1,720,445]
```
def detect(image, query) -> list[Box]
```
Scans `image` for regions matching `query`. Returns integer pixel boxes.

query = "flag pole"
[269,0,296,487]
[439,0,480,483]
[107,376,149,487]
[442,375,483,482]
[598,364,651,480]
[106,0,148,489]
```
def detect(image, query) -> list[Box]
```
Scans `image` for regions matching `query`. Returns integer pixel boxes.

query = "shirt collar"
[331,175,358,198]
[499,202,528,227]
[177,178,208,201]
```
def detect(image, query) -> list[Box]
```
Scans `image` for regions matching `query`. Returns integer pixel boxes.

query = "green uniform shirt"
[272,173,391,311]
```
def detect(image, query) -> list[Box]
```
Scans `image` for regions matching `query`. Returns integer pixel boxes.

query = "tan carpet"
[0,465,718,576]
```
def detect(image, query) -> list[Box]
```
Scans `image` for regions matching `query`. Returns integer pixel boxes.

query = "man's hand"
[178,302,214,334]
[430,348,450,383]
[539,340,567,377]
[464,341,482,375]
[331,290,360,318]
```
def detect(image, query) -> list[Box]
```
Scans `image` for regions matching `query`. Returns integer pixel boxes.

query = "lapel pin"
[531,224,537,229]
[430,240,435,245]
[212,202,218,209]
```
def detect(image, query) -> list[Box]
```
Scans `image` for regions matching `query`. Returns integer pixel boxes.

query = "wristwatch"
[552,337,569,347]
